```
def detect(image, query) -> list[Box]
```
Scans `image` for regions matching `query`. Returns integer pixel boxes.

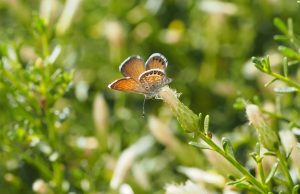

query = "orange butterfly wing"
[108,78,145,94]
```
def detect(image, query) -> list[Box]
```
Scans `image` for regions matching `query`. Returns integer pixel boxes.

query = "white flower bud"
[32,179,48,194]
[56,0,82,35]
[165,180,208,194]
[110,136,154,190]
[246,104,279,151]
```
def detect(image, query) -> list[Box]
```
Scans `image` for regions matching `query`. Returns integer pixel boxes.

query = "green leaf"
[189,141,212,150]
[286,148,293,160]
[227,176,247,185]
[255,143,261,156]
[32,15,47,35]
[274,35,289,41]
[287,18,294,37]
[288,60,300,67]
[263,151,276,156]
[252,56,272,73]
[228,175,236,181]
[222,137,235,157]
[253,96,261,105]
[232,182,253,190]
[252,57,264,71]
[274,18,288,35]
[198,113,202,122]
[292,185,300,194]
[272,175,290,188]
[249,152,258,162]
[262,56,271,73]
[274,86,297,93]
[47,45,62,64]
[203,115,209,134]
[233,97,246,110]
[278,46,300,60]
[198,112,202,131]
[265,162,279,183]
[283,57,288,77]
[264,78,278,87]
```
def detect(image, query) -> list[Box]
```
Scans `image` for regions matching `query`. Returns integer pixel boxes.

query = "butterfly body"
[108,53,172,98]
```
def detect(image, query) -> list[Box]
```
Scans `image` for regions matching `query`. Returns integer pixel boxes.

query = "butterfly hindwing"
[145,53,168,72]
[139,69,167,91]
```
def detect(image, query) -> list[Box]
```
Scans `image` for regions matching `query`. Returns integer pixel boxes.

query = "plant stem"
[22,154,52,179]
[159,86,269,193]
[268,71,300,91]
[260,108,300,129]
[197,132,269,194]
[42,34,49,58]
[276,149,294,191]
[258,160,266,184]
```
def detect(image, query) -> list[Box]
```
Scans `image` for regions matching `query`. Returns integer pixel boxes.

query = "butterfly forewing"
[119,56,145,81]
[145,53,168,72]
[108,78,146,94]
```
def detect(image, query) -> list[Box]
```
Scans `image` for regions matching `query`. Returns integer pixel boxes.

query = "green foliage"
[0,15,74,193]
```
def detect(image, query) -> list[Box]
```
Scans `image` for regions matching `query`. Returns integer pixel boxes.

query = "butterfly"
[108,53,172,99]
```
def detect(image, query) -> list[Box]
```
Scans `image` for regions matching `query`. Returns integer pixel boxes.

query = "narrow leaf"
[252,57,264,71]
[292,185,300,194]
[278,46,300,60]
[274,35,289,41]
[255,143,261,156]
[287,18,294,37]
[189,141,212,150]
[274,18,288,35]
[265,162,279,183]
[249,152,258,162]
[288,60,300,67]
[263,56,271,73]
[283,57,288,77]
[233,97,246,110]
[274,86,297,93]
[198,113,202,131]
[263,151,276,156]
[286,148,293,160]
[222,137,235,157]
[264,78,278,87]
[198,113,202,122]
[272,175,290,188]
[47,45,62,64]
[203,115,209,134]
[227,176,247,185]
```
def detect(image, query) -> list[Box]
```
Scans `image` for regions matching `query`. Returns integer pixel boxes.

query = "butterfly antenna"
[142,97,146,118]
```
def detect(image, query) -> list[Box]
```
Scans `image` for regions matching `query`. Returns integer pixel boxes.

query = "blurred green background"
[0,0,300,193]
